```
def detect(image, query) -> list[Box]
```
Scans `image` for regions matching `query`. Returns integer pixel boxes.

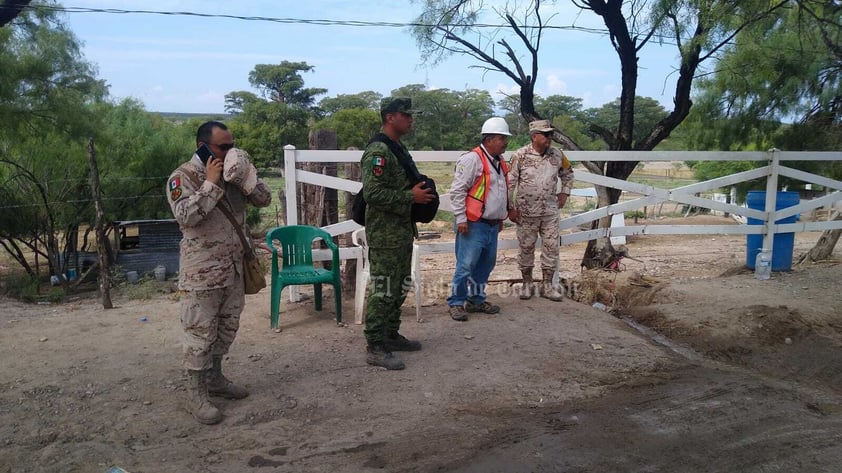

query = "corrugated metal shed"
[112,220,182,278]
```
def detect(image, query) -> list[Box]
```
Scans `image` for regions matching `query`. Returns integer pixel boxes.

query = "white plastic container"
[153,265,166,282]
[754,248,771,280]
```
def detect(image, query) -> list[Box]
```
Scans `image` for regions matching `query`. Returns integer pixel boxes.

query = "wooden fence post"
[87,138,112,309]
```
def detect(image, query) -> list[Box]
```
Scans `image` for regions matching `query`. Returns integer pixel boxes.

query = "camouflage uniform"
[167,155,271,371]
[361,140,417,345]
[508,144,574,272]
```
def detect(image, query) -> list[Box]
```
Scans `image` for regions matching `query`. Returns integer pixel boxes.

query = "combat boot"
[384,331,422,352]
[366,343,405,370]
[541,269,564,302]
[185,369,222,425]
[207,355,249,399]
[519,270,534,300]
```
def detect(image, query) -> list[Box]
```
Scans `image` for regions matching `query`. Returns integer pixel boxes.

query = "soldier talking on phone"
[166,121,272,424]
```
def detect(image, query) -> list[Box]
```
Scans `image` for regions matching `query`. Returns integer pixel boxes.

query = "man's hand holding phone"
[196,143,223,185]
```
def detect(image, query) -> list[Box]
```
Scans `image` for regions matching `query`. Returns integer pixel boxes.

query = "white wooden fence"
[281,146,842,323]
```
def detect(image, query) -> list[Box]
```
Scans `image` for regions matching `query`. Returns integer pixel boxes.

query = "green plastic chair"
[266,225,342,328]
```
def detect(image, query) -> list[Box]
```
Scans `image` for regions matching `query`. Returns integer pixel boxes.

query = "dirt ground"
[1,215,841,473]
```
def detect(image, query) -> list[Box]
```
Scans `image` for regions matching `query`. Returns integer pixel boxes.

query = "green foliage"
[389,85,495,151]
[246,206,262,229]
[120,277,164,300]
[317,91,382,116]
[312,108,381,149]
[4,273,40,301]
[93,99,195,221]
[46,287,65,303]
[248,61,327,108]
[690,160,762,197]
[226,61,325,166]
[583,97,669,148]
[0,3,106,140]
[689,1,842,150]
[228,101,310,167]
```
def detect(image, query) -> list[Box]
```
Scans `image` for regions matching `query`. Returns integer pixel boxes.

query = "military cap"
[528,119,555,133]
[223,147,258,195]
[381,97,414,114]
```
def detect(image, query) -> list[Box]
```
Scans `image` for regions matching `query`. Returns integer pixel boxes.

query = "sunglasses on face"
[212,142,235,152]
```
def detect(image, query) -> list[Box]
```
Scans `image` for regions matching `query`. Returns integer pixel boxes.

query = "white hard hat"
[480,117,511,136]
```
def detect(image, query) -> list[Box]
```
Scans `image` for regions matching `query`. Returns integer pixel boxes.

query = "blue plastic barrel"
[746,191,800,271]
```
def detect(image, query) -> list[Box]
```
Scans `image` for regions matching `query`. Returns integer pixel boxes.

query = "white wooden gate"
[281,146,842,323]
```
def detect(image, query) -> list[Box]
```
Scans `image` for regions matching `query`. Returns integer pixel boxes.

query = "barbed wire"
[0,194,168,210]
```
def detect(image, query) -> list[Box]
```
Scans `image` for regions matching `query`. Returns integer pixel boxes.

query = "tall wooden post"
[342,147,361,292]
[87,138,112,309]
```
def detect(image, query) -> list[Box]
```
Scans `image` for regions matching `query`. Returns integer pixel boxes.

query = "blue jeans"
[447,221,499,307]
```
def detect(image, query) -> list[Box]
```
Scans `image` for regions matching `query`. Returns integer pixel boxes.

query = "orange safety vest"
[465,146,509,222]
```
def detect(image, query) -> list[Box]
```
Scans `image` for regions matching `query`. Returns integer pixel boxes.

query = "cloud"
[545,74,568,94]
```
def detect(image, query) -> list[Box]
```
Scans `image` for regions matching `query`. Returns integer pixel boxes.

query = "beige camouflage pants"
[180,279,245,371]
[516,214,560,272]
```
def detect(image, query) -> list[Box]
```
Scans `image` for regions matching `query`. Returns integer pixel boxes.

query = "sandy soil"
[1,215,841,473]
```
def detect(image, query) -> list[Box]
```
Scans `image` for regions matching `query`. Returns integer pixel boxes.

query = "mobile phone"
[196,143,214,164]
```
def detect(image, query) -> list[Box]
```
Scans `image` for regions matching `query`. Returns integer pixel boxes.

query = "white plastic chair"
[351,228,369,324]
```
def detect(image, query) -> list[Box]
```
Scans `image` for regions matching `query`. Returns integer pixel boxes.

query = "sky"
[57,0,682,114]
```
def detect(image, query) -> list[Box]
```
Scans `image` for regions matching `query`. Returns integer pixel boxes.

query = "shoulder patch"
[168,176,183,201]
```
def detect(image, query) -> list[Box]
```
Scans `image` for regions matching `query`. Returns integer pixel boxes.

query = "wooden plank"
[774,192,840,221]
[321,220,361,237]
[778,151,842,161]
[778,221,842,233]
[297,169,361,193]
[674,167,769,194]
[565,150,769,162]
[778,166,842,191]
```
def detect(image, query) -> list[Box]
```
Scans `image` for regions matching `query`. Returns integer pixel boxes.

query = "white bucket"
[153,265,166,282]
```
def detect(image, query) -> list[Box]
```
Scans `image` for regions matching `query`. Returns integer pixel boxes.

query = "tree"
[0,2,107,280]
[226,62,325,165]
[388,84,495,150]
[317,91,382,116]
[248,61,327,108]
[687,1,840,150]
[224,91,261,115]
[685,0,842,262]
[413,0,791,267]
[312,108,381,150]
[0,1,106,140]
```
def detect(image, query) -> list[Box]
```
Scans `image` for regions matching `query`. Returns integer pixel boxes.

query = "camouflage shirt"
[361,140,416,248]
[508,144,574,217]
[167,155,272,290]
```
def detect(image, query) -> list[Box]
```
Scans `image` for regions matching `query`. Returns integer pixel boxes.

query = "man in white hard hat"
[446,117,513,322]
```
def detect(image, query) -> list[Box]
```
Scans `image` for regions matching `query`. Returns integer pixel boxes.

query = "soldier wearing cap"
[361,97,435,370]
[507,119,574,301]
[167,120,272,424]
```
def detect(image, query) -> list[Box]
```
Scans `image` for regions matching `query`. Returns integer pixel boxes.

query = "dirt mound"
[618,265,842,391]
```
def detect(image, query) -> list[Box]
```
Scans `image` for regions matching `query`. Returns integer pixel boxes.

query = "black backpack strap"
[368,133,423,183]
